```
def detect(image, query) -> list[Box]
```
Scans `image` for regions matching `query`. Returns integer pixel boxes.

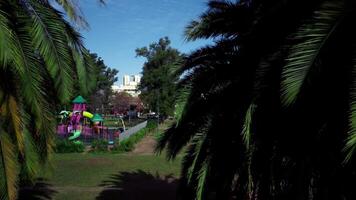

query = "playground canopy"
[91,114,104,122]
[72,95,87,104]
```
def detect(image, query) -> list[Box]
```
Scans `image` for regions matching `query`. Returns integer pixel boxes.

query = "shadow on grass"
[18,178,57,200]
[96,170,178,200]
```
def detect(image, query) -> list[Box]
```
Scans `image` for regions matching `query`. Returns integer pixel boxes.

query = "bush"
[55,138,85,153]
[146,120,158,131]
[112,122,157,153]
[91,139,108,152]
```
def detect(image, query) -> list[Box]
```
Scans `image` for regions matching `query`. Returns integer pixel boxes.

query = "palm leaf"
[195,159,209,200]
[0,7,15,67]
[0,126,19,200]
[55,0,89,28]
[185,0,247,41]
[5,96,25,155]
[241,103,255,149]
[26,0,75,103]
[281,1,344,106]
[344,48,356,163]
[21,128,40,181]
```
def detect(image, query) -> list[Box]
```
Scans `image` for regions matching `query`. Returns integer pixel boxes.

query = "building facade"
[112,75,141,96]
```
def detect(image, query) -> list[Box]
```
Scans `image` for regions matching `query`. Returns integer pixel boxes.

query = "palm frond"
[54,0,89,28]
[242,104,255,149]
[185,0,247,41]
[281,1,345,106]
[6,96,25,155]
[344,48,356,163]
[195,159,209,200]
[0,7,15,67]
[0,126,19,200]
[26,0,75,103]
[21,129,40,181]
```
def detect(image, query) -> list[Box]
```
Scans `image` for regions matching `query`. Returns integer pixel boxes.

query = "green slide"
[69,130,81,140]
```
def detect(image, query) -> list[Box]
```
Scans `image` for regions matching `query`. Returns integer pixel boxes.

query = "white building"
[112,75,141,96]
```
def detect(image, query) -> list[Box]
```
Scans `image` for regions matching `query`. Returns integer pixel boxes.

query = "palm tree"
[157,0,356,199]
[0,1,100,199]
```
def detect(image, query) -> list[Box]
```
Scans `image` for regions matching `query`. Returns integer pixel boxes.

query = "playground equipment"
[57,96,119,142]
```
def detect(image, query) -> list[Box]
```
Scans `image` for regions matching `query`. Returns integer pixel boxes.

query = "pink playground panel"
[57,125,67,135]
[57,124,113,141]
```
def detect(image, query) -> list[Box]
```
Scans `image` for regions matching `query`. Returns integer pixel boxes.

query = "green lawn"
[37,153,182,200]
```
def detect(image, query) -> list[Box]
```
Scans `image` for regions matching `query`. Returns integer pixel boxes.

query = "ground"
[20,123,181,200]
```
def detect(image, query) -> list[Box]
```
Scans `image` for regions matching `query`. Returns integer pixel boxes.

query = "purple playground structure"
[57,96,120,142]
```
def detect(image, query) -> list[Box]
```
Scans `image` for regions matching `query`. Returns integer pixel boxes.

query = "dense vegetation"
[157,0,356,199]
[88,53,118,113]
[0,1,100,199]
[113,121,158,153]
[137,37,183,117]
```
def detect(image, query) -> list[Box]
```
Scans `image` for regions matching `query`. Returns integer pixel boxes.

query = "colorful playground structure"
[57,96,120,143]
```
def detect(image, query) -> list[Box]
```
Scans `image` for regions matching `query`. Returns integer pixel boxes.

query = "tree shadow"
[18,178,57,200]
[96,170,178,200]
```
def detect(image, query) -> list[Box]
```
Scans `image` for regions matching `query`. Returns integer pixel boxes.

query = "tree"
[157,0,356,199]
[0,1,99,199]
[88,53,118,114]
[111,92,144,114]
[136,37,183,118]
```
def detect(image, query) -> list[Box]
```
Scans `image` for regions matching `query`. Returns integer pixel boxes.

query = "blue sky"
[78,0,212,85]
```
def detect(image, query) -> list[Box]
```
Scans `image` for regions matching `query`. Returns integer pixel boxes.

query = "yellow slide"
[68,111,93,119]
[83,111,93,119]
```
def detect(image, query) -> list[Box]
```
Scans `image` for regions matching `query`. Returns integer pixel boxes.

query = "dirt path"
[130,121,173,155]
[130,135,157,155]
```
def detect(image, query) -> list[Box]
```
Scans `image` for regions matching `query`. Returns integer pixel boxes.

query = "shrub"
[54,138,85,153]
[91,139,108,152]
[112,123,156,153]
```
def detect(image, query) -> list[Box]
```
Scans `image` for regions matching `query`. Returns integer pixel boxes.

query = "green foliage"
[0,1,96,199]
[54,139,85,153]
[112,121,157,153]
[87,53,118,113]
[136,37,183,117]
[157,0,356,199]
[90,139,108,152]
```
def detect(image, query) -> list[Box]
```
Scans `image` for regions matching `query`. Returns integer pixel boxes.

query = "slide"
[69,130,81,140]
[83,111,93,119]
[69,111,93,119]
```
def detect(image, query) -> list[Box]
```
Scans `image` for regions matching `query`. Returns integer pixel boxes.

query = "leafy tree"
[0,1,100,199]
[111,92,144,114]
[157,0,356,199]
[136,37,183,118]
[88,53,118,114]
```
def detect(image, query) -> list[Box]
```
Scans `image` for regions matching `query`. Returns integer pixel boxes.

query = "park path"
[130,135,157,155]
[130,120,172,155]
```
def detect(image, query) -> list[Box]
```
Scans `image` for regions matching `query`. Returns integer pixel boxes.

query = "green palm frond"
[0,126,20,200]
[344,51,356,163]
[0,1,100,199]
[281,1,345,106]
[174,86,191,127]
[5,96,25,155]
[0,8,15,67]
[27,0,75,103]
[20,126,40,182]
[185,0,246,41]
[195,159,209,200]
[242,104,255,149]
[79,48,97,94]
[55,0,89,28]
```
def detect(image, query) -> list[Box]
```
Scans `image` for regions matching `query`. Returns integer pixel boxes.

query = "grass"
[41,153,181,199]
[113,120,158,152]
[24,120,180,200]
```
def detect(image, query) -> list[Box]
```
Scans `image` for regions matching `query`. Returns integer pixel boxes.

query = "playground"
[13,96,181,200]
[19,123,180,200]
[56,95,146,146]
